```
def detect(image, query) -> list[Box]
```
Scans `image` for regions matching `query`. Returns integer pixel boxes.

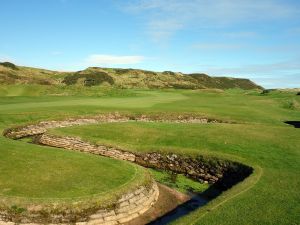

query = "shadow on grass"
[284,121,300,128]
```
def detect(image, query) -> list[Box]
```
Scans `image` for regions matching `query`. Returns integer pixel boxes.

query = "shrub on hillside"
[0,62,18,70]
[62,71,114,87]
[171,82,198,89]
[162,71,176,75]
[36,79,52,85]
[261,89,276,95]
[114,68,133,75]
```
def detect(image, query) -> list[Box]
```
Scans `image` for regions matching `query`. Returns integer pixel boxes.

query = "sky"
[1,0,300,88]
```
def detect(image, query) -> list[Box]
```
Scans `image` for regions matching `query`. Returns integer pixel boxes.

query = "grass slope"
[0,88,299,224]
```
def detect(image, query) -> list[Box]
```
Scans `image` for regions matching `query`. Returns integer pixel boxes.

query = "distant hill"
[0,62,263,90]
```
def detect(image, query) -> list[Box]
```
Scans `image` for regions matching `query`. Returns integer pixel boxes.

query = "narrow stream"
[147,169,212,225]
[148,194,208,225]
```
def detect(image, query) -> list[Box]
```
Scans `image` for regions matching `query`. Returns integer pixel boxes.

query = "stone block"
[119,200,130,207]
[76,222,87,225]
[103,214,118,222]
[102,210,116,217]
[90,213,104,220]
[117,213,139,224]
[138,206,150,215]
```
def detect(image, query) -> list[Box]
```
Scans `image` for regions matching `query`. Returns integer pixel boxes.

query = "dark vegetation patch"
[171,83,198,89]
[261,89,276,95]
[36,79,52,85]
[143,70,158,76]
[0,71,21,84]
[188,74,262,90]
[62,72,114,86]
[0,62,18,70]
[162,71,176,75]
[214,77,261,90]
[114,68,157,76]
[114,68,134,75]
[6,73,19,79]
[297,92,300,96]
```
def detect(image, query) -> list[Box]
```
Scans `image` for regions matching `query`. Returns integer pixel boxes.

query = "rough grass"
[0,63,262,90]
[0,88,299,224]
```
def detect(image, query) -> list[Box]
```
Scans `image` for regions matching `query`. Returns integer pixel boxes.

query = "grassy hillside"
[0,62,262,90]
[0,89,299,224]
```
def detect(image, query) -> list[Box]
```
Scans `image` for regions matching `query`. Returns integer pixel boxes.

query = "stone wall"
[135,153,252,190]
[3,113,222,140]
[85,182,159,225]
[0,182,159,225]
[35,134,252,188]
[35,134,136,162]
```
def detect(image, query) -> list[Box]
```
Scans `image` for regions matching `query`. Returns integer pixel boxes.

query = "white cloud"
[200,60,300,75]
[147,19,184,42]
[85,54,144,65]
[223,31,259,38]
[122,0,300,41]
[191,42,300,54]
[126,0,299,21]
[192,43,243,50]
[51,51,63,56]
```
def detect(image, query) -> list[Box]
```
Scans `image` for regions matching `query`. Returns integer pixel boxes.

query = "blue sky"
[1,0,300,88]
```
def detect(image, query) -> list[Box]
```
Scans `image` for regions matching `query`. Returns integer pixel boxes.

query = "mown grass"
[0,88,299,224]
[0,139,138,199]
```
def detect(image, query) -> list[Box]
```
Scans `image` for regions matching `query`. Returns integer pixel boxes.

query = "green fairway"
[0,88,299,224]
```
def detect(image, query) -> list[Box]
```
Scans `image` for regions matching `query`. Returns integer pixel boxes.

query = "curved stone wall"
[35,134,136,162]
[34,133,252,187]
[3,113,223,140]
[86,182,159,225]
[0,182,159,225]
